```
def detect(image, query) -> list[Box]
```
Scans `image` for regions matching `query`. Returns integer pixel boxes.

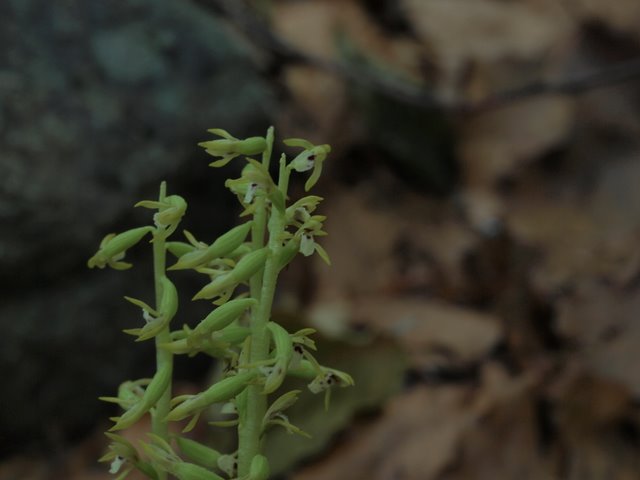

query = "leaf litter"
[17,0,640,479]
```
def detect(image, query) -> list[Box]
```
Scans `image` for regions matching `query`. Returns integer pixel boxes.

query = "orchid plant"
[88,127,353,480]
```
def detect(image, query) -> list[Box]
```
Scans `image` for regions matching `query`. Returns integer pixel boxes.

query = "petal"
[208,153,237,167]
[299,234,315,256]
[207,128,236,139]
[314,243,331,265]
[304,161,323,191]
[243,183,258,204]
[283,138,314,149]
[109,456,126,474]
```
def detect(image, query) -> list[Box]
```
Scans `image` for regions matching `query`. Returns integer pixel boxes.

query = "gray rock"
[0,0,273,453]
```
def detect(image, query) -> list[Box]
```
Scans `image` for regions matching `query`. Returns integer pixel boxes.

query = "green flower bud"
[110,363,172,431]
[192,248,269,301]
[169,222,253,271]
[166,241,196,259]
[158,338,192,355]
[159,275,178,322]
[172,462,225,480]
[142,435,225,480]
[190,298,256,342]
[198,128,267,167]
[212,325,251,345]
[167,370,258,421]
[175,437,222,469]
[88,226,153,270]
[263,322,293,394]
[248,455,269,480]
[139,369,174,417]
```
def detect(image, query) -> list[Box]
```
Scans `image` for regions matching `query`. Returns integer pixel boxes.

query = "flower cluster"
[89,127,352,480]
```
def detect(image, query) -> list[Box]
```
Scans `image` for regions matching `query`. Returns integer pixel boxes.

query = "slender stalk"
[151,181,173,480]
[249,196,266,296]
[238,154,291,476]
[249,127,274,304]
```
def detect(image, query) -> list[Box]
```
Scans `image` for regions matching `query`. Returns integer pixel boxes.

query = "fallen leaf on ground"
[350,296,501,369]
[400,0,573,100]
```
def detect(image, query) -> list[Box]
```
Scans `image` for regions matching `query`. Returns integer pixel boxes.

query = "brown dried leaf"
[506,193,600,294]
[272,0,423,74]
[272,0,423,139]
[556,281,640,396]
[566,0,640,38]
[307,188,419,302]
[401,0,573,100]
[351,296,501,369]
[279,66,350,143]
[306,188,477,304]
[293,363,544,480]
[549,366,640,480]
[459,95,575,233]
[292,386,472,480]
[505,152,640,294]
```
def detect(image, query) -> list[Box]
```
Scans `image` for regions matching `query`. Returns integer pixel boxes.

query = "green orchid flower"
[284,138,331,191]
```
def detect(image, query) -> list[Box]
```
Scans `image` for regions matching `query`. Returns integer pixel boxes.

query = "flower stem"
[237,130,289,477]
[248,127,274,298]
[151,181,173,480]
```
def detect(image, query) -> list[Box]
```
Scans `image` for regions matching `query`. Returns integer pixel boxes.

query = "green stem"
[237,134,290,477]
[151,181,173,480]
[249,196,266,297]
[248,127,274,302]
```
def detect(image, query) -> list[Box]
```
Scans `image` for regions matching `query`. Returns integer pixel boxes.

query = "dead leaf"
[305,187,478,306]
[556,281,640,396]
[292,386,471,480]
[272,0,424,140]
[350,296,501,369]
[293,362,544,480]
[565,0,640,38]
[506,193,600,294]
[442,363,552,480]
[279,66,351,144]
[401,0,573,100]
[459,95,575,233]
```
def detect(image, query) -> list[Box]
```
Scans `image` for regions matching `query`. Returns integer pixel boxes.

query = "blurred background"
[3,0,640,478]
